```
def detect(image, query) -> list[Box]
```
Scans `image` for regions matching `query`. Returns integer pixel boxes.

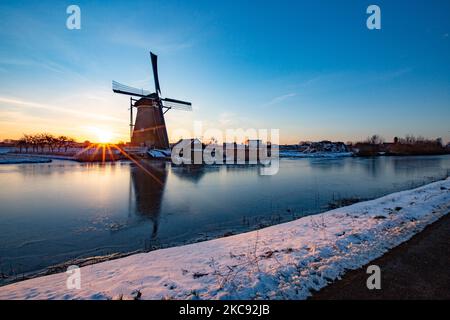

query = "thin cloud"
[0,96,124,123]
[262,93,297,107]
[0,57,89,83]
[0,58,64,74]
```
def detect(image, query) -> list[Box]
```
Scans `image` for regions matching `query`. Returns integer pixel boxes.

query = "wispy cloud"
[262,93,297,108]
[0,58,65,74]
[0,96,124,123]
[0,57,89,83]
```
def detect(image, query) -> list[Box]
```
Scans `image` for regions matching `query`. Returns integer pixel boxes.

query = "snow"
[148,149,171,158]
[0,154,52,164]
[297,141,349,154]
[279,151,353,158]
[0,178,449,300]
[279,141,353,158]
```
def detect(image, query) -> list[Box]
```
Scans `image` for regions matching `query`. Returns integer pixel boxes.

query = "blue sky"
[0,0,449,143]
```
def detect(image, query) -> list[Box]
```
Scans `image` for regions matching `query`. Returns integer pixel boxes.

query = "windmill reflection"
[129,160,168,239]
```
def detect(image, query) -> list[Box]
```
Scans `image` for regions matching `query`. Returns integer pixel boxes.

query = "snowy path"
[0,178,449,300]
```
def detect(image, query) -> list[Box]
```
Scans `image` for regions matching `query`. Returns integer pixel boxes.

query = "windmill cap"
[135,95,159,106]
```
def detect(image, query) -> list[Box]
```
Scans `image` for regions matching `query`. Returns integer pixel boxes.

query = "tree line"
[362,134,443,147]
[354,134,447,156]
[15,133,76,153]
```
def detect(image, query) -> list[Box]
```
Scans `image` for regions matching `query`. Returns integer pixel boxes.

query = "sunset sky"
[0,0,449,144]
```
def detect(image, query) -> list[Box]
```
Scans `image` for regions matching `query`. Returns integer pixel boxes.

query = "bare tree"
[16,137,26,153]
[15,133,77,154]
[366,134,384,145]
[65,137,75,152]
[57,136,68,152]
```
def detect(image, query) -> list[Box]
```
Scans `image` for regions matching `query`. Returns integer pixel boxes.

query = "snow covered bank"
[0,154,52,164]
[279,151,353,158]
[7,153,75,160]
[0,179,449,300]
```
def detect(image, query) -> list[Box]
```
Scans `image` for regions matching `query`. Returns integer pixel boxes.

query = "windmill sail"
[150,52,161,96]
[161,98,192,111]
[112,81,151,97]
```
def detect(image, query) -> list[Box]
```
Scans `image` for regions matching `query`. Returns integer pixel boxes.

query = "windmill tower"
[113,52,192,149]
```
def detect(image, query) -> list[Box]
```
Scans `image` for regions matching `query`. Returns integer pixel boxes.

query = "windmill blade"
[161,97,192,111]
[150,52,161,96]
[112,81,151,97]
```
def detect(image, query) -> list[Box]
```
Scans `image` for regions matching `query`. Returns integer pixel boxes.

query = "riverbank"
[310,212,450,299]
[0,154,52,164]
[0,177,448,300]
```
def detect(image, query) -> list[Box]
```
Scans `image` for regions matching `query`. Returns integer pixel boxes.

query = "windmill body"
[112,52,192,150]
[131,96,169,149]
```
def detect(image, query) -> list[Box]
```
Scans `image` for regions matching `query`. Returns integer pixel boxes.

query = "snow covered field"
[0,178,449,300]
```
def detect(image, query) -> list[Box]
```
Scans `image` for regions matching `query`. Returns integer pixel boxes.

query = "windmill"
[112,52,192,150]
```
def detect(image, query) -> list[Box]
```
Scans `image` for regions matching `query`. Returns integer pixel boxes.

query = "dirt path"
[311,212,450,300]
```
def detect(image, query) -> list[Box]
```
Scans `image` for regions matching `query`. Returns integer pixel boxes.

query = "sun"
[90,127,113,144]
[97,130,113,143]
